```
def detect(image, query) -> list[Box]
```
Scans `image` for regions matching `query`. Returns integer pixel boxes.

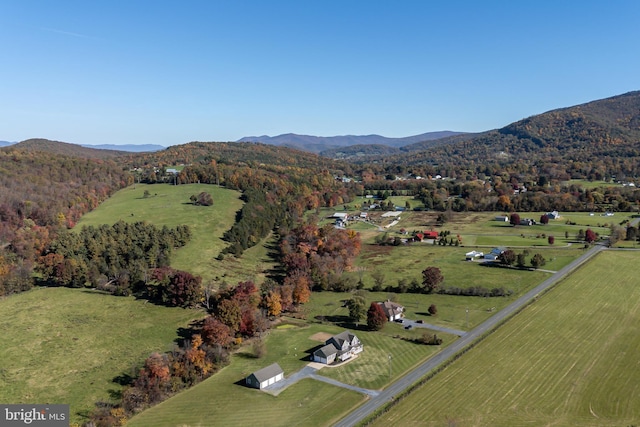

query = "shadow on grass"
[112,372,135,387]
[313,315,370,331]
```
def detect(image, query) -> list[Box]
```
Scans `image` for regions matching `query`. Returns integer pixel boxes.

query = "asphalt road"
[334,244,605,427]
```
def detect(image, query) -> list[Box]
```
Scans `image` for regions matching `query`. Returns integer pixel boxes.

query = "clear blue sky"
[1,1,638,146]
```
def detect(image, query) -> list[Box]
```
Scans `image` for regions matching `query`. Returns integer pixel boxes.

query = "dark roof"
[379,300,403,318]
[329,331,356,347]
[314,344,338,358]
[249,362,283,383]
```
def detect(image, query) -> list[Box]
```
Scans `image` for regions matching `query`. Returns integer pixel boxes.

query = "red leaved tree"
[367,302,387,331]
[421,267,444,293]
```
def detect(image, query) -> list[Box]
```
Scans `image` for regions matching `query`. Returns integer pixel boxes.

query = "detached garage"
[245,363,284,389]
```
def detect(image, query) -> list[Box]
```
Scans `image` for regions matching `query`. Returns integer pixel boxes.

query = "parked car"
[416,319,423,324]
[394,318,404,323]
[404,324,412,330]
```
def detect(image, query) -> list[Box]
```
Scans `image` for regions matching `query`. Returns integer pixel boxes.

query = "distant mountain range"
[0,140,164,152]
[80,143,165,152]
[237,131,466,153]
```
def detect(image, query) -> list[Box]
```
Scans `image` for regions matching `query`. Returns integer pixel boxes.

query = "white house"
[465,250,484,260]
[378,300,404,321]
[313,331,363,365]
[245,363,284,389]
[546,211,560,219]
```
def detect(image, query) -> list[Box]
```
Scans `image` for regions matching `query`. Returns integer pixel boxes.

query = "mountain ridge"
[237,131,466,153]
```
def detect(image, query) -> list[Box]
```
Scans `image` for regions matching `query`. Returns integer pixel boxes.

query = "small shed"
[246,363,284,389]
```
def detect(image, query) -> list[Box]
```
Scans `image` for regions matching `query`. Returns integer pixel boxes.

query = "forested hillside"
[358,91,640,181]
[0,140,360,296]
[0,147,132,295]
[11,138,130,159]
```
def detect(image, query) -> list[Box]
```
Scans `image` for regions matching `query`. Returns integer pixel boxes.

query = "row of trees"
[498,250,547,269]
[37,221,192,299]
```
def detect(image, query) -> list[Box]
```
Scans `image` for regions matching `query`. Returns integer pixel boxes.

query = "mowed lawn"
[372,250,640,427]
[127,323,366,427]
[0,287,202,424]
[74,183,276,284]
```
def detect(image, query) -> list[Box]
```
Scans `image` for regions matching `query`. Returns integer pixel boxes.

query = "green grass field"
[74,183,277,284]
[371,250,640,427]
[0,287,202,424]
[127,323,366,427]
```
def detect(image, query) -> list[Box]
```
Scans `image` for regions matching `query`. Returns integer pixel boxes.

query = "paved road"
[334,244,606,427]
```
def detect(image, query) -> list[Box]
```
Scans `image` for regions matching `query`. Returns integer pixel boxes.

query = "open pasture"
[371,250,640,427]
[74,183,277,284]
[0,287,201,424]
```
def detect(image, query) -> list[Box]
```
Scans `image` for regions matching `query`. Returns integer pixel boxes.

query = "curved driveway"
[335,244,605,427]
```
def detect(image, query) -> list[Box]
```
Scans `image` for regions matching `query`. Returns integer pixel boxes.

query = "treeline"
[38,221,192,299]
[357,177,640,214]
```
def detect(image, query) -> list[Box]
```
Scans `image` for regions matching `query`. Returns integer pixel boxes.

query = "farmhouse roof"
[330,330,357,347]
[250,363,284,383]
[379,300,404,318]
[315,344,338,359]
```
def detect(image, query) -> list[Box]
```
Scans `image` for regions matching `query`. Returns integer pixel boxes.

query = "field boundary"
[337,244,606,427]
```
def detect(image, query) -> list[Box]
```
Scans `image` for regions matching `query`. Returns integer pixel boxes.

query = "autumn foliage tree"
[201,316,233,347]
[265,291,282,317]
[585,228,597,243]
[498,249,516,266]
[280,222,361,292]
[421,267,444,293]
[367,302,387,331]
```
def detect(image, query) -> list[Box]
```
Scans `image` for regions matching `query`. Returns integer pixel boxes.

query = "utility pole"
[466,307,469,329]
[388,353,392,379]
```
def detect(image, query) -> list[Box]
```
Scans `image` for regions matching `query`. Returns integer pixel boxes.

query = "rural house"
[378,300,404,321]
[245,363,284,389]
[484,247,506,261]
[546,210,560,219]
[313,331,363,365]
[423,230,439,239]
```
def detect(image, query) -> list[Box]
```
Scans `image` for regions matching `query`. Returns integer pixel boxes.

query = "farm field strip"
[370,250,640,427]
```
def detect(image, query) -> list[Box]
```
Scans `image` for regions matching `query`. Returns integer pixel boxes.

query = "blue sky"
[1,1,638,146]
